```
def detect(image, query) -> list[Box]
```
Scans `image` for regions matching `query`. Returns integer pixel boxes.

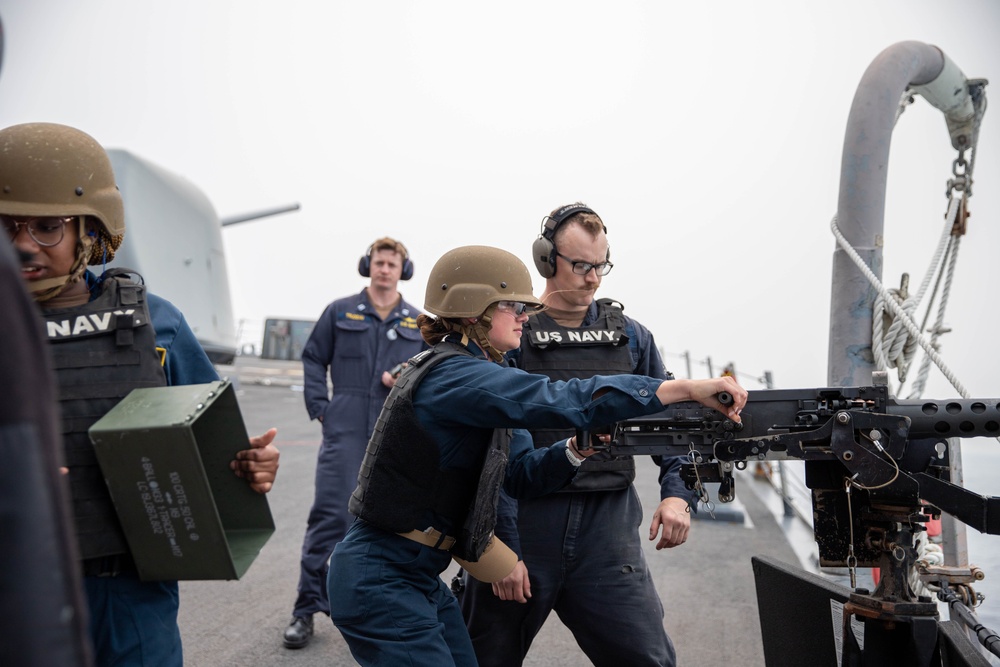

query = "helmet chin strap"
[446,307,504,362]
[468,306,503,363]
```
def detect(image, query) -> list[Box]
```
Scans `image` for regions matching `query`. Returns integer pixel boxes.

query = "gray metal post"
[939,437,974,633]
[940,438,970,567]
[828,41,946,386]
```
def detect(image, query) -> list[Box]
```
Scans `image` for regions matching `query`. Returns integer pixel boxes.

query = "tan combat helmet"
[0,122,125,265]
[424,245,543,361]
[425,245,542,318]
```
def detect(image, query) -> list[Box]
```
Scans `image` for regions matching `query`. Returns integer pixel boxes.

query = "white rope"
[912,531,946,598]
[830,214,970,399]
[908,233,962,399]
[871,198,961,386]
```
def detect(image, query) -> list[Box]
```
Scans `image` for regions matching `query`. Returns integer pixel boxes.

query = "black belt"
[81,553,136,578]
[398,527,457,550]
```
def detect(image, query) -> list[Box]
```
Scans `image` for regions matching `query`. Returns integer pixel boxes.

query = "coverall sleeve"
[301,303,336,420]
[628,317,696,503]
[493,490,522,559]
[148,294,219,387]
[503,428,579,501]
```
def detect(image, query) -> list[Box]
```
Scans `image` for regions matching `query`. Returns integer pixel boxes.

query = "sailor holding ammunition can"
[0,122,280,666]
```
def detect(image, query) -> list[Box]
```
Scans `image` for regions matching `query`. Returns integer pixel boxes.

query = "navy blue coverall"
[295,289,424,619]
[462,299,687,667]
[327,335,673,667]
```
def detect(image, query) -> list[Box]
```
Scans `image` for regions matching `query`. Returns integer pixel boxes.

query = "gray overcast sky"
[1,0,998,398]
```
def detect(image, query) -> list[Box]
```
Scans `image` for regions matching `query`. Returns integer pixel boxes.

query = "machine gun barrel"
[891,397,1000,439]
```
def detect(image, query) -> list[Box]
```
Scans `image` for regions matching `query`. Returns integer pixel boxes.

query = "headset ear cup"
[401,259,414,281]
[531,235,556,278]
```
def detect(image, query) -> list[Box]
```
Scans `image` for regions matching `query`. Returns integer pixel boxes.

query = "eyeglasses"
[495,301,535,316]
[2,215,75,247]
[554,251,614,276]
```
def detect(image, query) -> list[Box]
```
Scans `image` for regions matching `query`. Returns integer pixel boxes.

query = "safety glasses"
[2,215,75,247]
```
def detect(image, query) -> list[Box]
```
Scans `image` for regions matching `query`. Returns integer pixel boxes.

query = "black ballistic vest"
[43,272,167,560]
[519,298,636,492]
[349,342,511,561]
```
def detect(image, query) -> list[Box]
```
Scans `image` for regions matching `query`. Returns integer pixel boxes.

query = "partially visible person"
[0,19,92,667]
[0,121,280,667]
[461,202,695,667]
[326,245,746,666]
[0,225,93,667]
[284,237,425,649]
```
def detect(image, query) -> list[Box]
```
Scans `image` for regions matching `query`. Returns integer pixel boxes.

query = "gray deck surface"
[176,358,804,666]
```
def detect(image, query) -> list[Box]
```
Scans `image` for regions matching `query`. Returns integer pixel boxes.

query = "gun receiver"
[607,386,1000,568]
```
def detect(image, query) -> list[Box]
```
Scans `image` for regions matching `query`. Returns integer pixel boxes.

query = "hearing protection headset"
[358,240,414,281]
[531,204,607,278]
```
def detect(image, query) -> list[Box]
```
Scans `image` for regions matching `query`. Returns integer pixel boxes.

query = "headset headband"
[365,239,409,260]
[539,204,599,241]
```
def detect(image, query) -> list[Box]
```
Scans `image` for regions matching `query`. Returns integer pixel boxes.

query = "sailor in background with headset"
[284,237,427,649]
[460,203,694,667]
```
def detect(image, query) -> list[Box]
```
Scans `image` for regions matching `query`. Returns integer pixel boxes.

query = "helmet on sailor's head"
[0,122,125,263]
[424,245,542,318]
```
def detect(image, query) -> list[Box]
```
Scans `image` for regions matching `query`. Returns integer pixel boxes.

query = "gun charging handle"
[715,391,744,432]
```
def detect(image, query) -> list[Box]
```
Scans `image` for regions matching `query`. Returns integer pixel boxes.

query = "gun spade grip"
[717,391,734,406]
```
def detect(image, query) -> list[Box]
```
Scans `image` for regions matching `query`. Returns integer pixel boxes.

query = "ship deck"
[178,357,807,666]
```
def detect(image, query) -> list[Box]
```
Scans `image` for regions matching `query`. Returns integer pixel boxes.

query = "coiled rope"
[870,197,962,394]
[829,210,970,399]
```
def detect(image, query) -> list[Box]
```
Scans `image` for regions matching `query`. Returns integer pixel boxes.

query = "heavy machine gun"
[586,384,1000,665]
[604,384,1000,565]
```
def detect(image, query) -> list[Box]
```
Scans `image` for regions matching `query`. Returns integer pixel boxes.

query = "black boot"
[283,615,314,649]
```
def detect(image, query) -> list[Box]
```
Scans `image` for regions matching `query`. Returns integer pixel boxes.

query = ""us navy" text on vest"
[531,330,620,344]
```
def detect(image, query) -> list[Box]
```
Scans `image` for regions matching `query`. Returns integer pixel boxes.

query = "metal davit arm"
[827,41,984,390]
